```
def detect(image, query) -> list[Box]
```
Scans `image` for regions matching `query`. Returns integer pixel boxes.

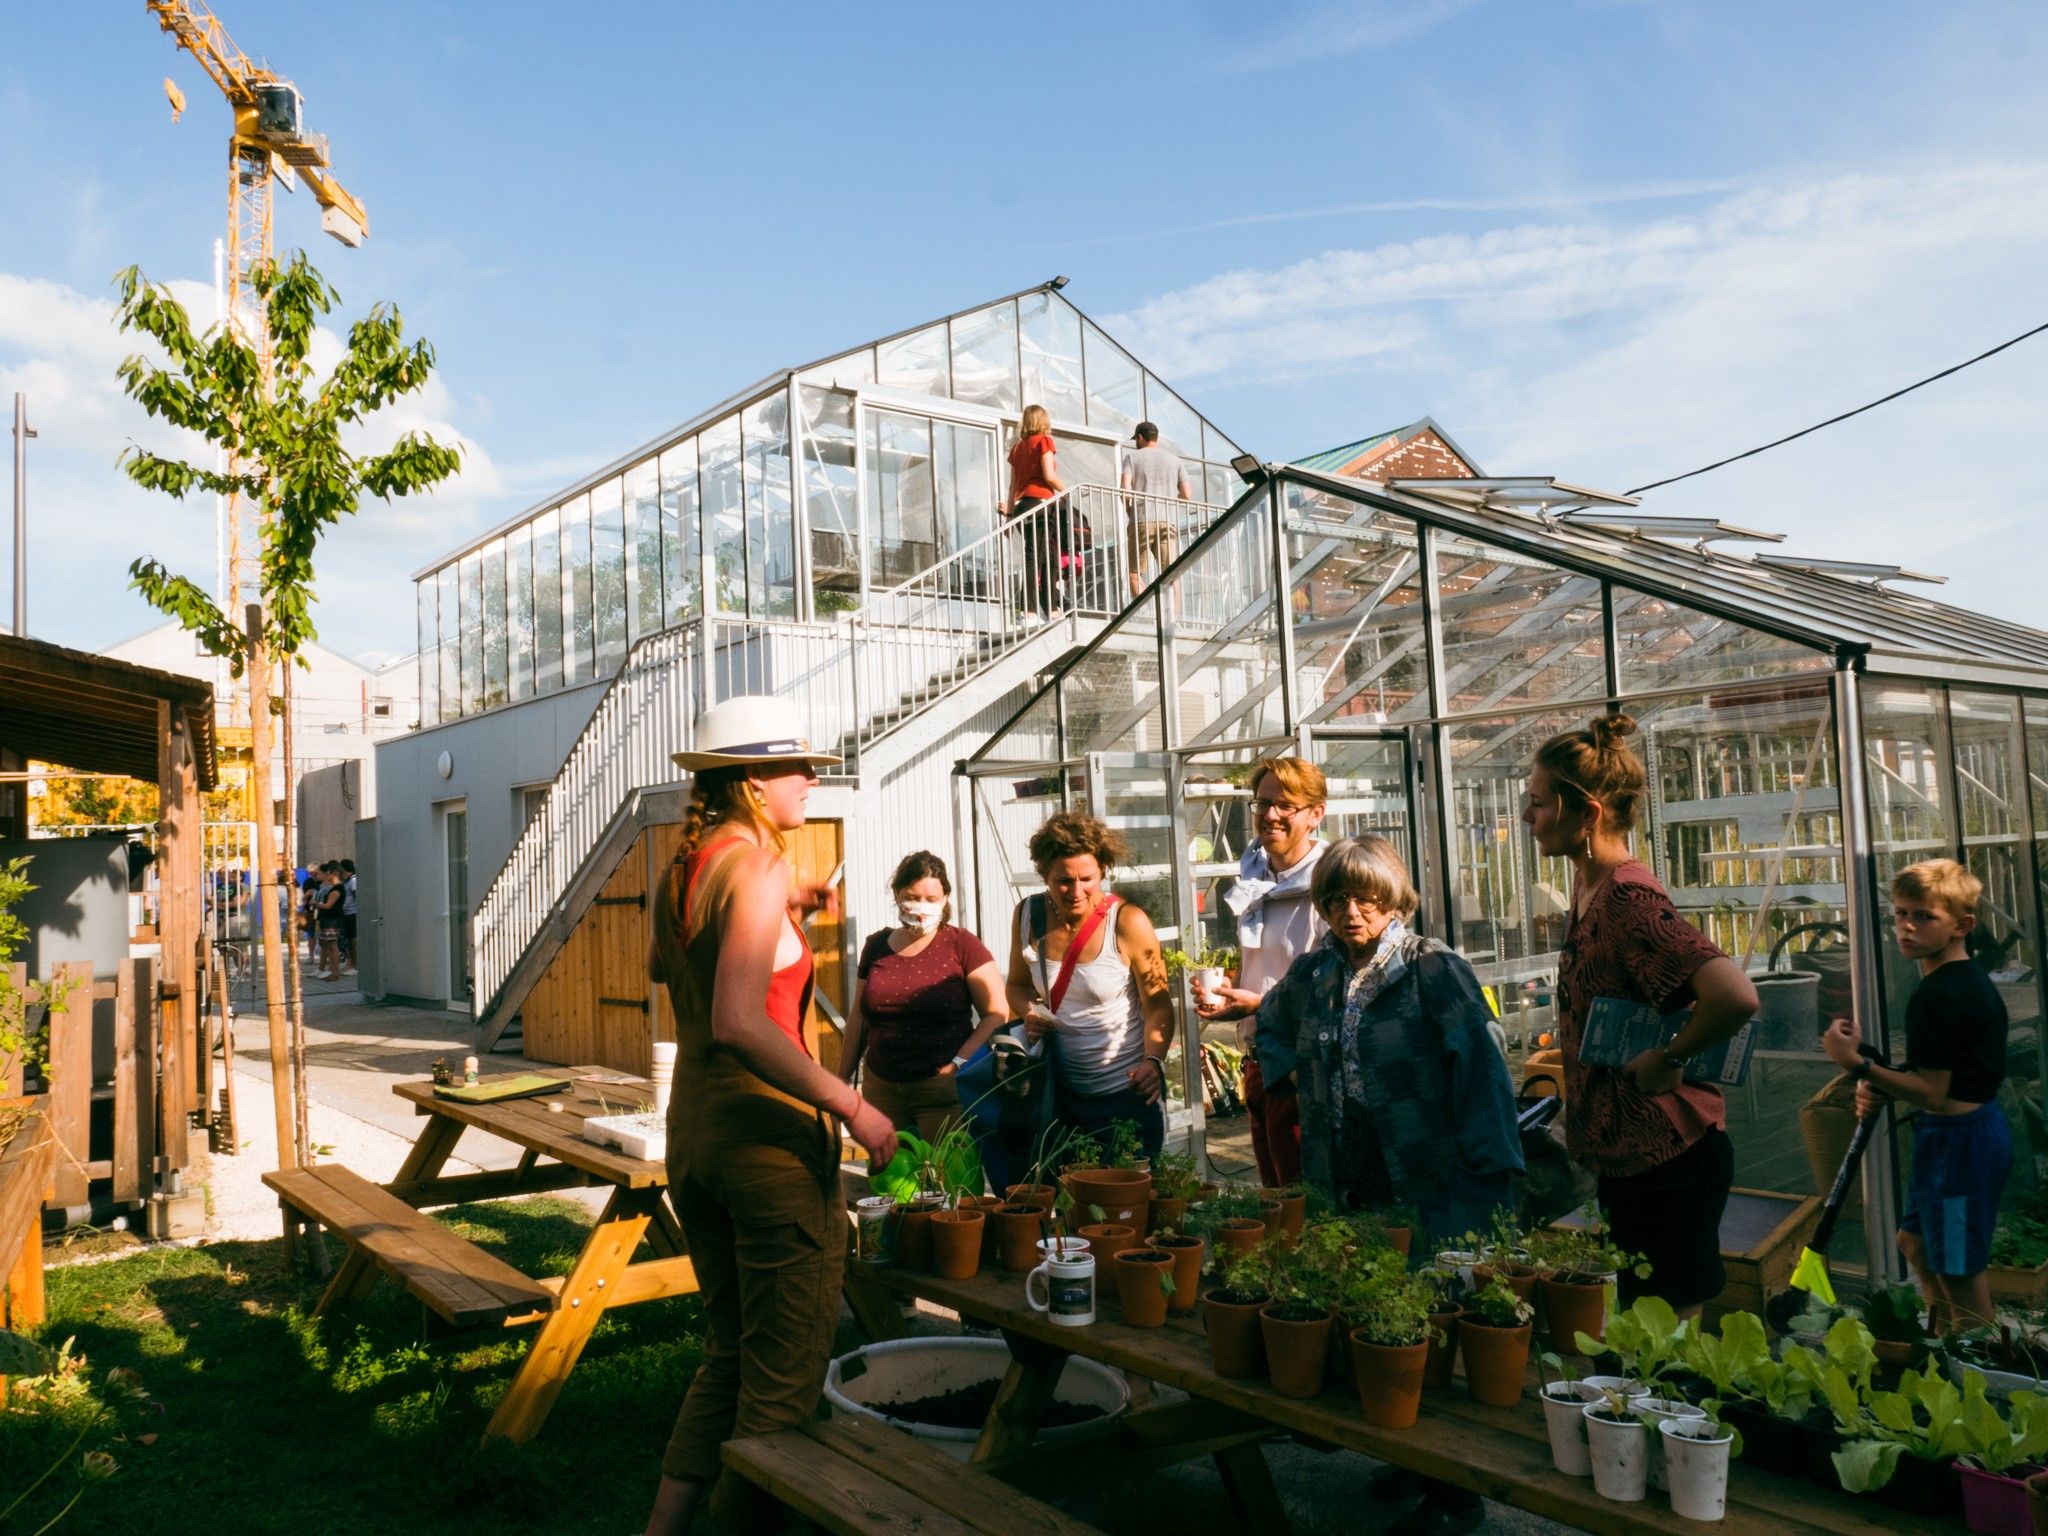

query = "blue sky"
[3,1,2045,661]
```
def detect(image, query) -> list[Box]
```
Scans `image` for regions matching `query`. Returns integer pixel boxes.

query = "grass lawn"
[2,1197,712,1534]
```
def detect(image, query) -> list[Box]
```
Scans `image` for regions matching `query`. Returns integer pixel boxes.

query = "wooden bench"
[722,1414,1102,1535]
[263,1164,554,1327]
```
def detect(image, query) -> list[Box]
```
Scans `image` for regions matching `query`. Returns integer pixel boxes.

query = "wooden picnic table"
[380,1067,696,1444]
[842,1259,1948,1536]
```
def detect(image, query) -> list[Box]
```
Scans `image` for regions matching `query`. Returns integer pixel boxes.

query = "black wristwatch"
[1850,1058,1873,1083]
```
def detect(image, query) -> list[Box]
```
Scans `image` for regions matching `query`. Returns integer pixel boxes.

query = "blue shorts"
[1901,1101,2012,1277]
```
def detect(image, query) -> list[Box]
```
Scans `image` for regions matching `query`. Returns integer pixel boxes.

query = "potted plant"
[1261,1183,1309,1242]
[1582,1388,1649,1501]
[1076,1200,1139,1263]
[1538,1352,1608,1477]
[1418,1265,1468,1392]
[1163,940,1237,1008]
[1343,1251,1439,1429]
[1862,1281,1929,1375]
[1826,1363,1971,1517]
[1062,1122,1152,1230]
[1946,1327,2048,1402]
[1956,1388,2048,1536]
[1987,1210,2048,1310]
[1260,1222,1348,1398]
[1457,1274,1535,1408]
[1150,1228,1205,1315]
[1147,1149,1204,1235]
[1661,1414,1738,1521]
[1526,1206,1648,1355]
[1471,1207,1537,1296]
[1113,1246,1176,1329]
[1683,1308,1815,1476]
[1578,1295,1697,1400]
[1195,1185,1271,1262]
[1205,1244,1276,1379]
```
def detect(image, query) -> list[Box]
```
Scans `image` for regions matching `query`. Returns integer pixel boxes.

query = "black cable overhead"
[1626,319,2048,496]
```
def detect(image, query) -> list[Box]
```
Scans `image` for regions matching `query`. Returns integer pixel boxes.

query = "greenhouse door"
[1302,728,1427,931]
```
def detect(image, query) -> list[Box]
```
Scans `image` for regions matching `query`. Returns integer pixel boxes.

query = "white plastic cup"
[1636,1398,1706,1492]
[1583,1401,1648,1502]
[1660,1417,1733,1521]
[650,1040,677,1115]
[1540,1382,1601,1477]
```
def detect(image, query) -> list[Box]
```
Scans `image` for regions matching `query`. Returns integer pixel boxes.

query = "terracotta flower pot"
[1078,1222,1138,1264]
[1473,1260,1540,1307]
[994,1203,1051,1273]
[1216,1218,1268,1261]
[1261,1187,1307,1241]
[1150,1234,1204,1314]
[1149,1195,1190,1236]
[1538,1274,1611,1355]
[1421,1305,1464,1390]
[1114,1248,1175,1328]
[1203,1288,1269,1378]
[1258,1201,1285,1238]
[930,1207,985,1280]
[1260,1303,1334,1398]
[1005,1182,1057,1207]
[1064,1167,1152,1232]
[967,1194,1003,1264]
[1349,1330,1429,1429]
[895,1201,939,1271]
[1384,1226,1413,1259]
[1458,1316,1533,1407]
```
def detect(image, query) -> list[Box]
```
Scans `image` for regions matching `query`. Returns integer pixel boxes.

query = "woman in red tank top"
[1005,403,1067,619]
[643,698,897,1536]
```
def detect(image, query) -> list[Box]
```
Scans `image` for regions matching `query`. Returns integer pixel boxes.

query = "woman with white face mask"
[837,851,1011,1143]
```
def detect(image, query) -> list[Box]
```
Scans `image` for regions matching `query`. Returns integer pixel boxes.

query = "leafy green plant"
[1469,1206,1528,1264]
[0,856,58,1148]
[1161,942,1238,976]
[1858,1282,1926,1346]
[1960,1388,2048,1473]
[1990,1210,2048,1270]
[1538,1350,1580,1393]
[1526,1206,1651,1283]
[1468,1274,1534,1329]
[1817,1317,1881,1435]
[1150,1149,1203,1202]
[1830,1366,2002,1491]
[1213,1240,1280,1304]
[1267,1221,1354,1317]
[1580,1296,1696,1386]
[1105,1119,1146,1170]
[1342,1250,1440,1347]
[1062,1137,1104,1172]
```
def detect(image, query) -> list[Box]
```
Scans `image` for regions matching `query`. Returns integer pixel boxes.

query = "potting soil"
[871,1382,1108,1431]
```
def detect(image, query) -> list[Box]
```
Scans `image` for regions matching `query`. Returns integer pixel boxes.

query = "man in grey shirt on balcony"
[1121,421,1192,597]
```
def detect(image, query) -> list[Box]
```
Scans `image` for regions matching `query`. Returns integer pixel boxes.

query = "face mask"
[897,899,944,935]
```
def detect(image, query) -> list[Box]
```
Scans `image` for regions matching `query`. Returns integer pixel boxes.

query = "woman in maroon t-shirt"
[1005,404,1067,619]
[836,851,1010,1143]
[1523,713,1760,1313]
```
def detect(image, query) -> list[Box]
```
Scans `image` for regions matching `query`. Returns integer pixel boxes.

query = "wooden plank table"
[383,1068,696,1444]
[843,1260,1949,1536]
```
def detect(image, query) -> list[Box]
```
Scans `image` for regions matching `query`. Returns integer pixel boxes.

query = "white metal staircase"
[470,483,1225,1040]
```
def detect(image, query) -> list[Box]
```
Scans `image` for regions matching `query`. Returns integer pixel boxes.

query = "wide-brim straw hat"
[670,695,843,771]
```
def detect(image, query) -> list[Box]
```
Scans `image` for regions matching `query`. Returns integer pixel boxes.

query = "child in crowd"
[1823,857,2011,1332]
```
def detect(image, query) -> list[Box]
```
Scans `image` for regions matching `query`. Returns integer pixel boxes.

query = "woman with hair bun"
[1523,712,1759,1316]
[836,850,1010,1143]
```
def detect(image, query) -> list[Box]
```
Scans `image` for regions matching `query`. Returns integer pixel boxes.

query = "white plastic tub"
[824,1338,1129,1461]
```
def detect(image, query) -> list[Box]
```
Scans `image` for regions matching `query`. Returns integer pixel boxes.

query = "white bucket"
[824,1338,1129,1461]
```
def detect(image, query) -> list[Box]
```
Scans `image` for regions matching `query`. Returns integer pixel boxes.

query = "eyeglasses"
[1319,893,1389,915]
[1249,798,1314,819]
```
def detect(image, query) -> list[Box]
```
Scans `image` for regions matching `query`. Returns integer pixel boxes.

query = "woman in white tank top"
[1006,812,1177,1161]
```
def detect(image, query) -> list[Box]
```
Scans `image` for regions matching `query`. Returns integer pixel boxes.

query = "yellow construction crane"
[147,0,369,621]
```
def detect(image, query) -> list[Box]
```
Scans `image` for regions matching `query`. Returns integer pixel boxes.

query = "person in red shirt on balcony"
[1004,403,1067,620]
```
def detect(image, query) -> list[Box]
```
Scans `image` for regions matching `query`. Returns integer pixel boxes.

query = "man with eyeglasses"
[1196,755,1328,1186]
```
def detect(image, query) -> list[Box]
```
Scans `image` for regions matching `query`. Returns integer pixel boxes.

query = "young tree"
[113,251,460,1176]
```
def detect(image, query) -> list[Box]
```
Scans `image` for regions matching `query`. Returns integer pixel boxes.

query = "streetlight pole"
[11,392,34,637]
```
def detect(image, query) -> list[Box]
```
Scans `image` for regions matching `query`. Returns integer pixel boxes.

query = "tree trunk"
[281,666,310,1171]
[243,605,296,1175]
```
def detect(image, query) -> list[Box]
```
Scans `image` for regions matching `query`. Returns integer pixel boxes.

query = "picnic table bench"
[843,1257,1949,1536]
[723,1413,1102,1535]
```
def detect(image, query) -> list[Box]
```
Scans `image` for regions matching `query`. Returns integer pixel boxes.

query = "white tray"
[582,1111,667,1163]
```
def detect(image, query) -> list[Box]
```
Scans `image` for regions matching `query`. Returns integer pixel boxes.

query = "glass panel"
[1206,463,1243,510]
[934,420,998,562]
[700,417,745,614]
[949,301,1019,412]
[1018,290,1084,424]
[458,552,483,716]
[1203,421,1242,465]
[1057,434,1116,494]
[479,540,508,709]
[560,493,593,685]
[1435,534,1606,712]
[1142,376,1203,463]
[1082,322,1143,438]
[875,321,949,398]
[589,475,628,674]
[532,508,563,693]
[741,394,796,617]
[437,566,458,714]
[1285,487,1426,725]
[1062,595,1164,758]
[798,346,874,388]
[1447,707,1582,990]
[800,389,859,606]
[660,438,701,626]
[625,458,663,642]
[1860,682,1953,1058]
[865,408,935,586]
[506,527,534,701]
[1615,589,1827,691]
[1952,692,2042,1040]
[983,687,1063,765]
[415,579,440,725]
[1163,509,1285,742]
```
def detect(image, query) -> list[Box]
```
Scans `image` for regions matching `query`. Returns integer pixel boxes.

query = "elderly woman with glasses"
[1254,834,1523,1238]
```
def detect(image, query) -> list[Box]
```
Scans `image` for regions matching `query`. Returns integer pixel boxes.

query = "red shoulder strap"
[1048,896,1118,1014]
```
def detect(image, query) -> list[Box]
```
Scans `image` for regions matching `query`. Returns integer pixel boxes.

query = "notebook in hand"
[1578,997,1755,1087]
[432,1073,569,1104]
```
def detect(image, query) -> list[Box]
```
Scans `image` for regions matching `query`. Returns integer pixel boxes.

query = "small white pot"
[1635,1397,1706,1492]
[1436,1248,1481,1289]
[1659,1417,1733,1521]
[1540,1383,1601,1476]
[1583,1404,1648,1502]
[1192,965,1225,1003]
[1580,1374,1651,1401]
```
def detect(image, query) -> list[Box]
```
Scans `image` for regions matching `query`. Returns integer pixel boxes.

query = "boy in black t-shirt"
[1823,858,2010,1331]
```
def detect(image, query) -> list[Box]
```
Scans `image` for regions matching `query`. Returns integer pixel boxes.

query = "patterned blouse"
[1558,859,1728,1179]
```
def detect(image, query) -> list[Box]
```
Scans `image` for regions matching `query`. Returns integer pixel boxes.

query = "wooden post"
[111,958,144,1203]
[244,604,297,1177]
[47,961,91,1210]
[157,699,202,1154]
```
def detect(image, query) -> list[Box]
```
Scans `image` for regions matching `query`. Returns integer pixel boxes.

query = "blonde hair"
[1016,403,1052,444]
[1892,858,1982,924]
[1533,712,1647,834]
[1311,834,1418,919]
[676,764,788,859]
[1247,755,1327,808]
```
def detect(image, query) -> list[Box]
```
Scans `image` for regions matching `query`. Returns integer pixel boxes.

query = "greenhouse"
[957,460,2048,1285]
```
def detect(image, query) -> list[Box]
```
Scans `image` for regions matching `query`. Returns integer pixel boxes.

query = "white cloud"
[1105,160,2048,628]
